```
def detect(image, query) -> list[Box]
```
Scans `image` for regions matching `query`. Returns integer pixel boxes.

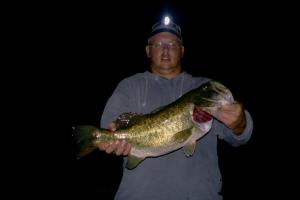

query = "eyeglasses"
[148,41,181,49]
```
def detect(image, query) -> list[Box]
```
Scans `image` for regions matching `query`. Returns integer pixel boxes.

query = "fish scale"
[73,80,234,169]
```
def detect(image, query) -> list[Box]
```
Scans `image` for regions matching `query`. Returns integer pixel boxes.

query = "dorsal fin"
[115,112,143,129]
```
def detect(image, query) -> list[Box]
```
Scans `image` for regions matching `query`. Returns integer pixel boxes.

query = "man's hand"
[217,102,246,135]
[98,122,132,156]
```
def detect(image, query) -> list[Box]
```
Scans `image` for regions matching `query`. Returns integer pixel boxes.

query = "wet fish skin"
[72,80,234,169]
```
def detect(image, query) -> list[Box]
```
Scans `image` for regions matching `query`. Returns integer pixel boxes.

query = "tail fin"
[72,125,100,159]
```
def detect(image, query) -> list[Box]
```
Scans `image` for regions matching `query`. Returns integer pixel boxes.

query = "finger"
[115,140,127,156]
[99,143,109,151]
[105,140,119,154]
[123,143,132,156]
[108,122,117,132]
[220,102,242,112]
[217,109,234,123]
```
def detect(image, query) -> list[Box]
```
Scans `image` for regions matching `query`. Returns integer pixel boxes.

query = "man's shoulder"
[116,72,147,88]
[184,72,211,85]
[120,72,146,82]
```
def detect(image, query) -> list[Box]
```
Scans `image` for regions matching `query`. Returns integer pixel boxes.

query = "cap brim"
[149,28,182,40]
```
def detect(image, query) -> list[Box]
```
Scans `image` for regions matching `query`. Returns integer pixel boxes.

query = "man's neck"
[151,68,182,79]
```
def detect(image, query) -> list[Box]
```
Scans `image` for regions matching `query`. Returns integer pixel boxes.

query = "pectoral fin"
[183,142,196,157]
[173,128,196,156]
[126,154,145,170]
[173,128,193,143]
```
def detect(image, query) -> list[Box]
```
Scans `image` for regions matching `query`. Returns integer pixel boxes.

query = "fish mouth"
[210,81,234,104]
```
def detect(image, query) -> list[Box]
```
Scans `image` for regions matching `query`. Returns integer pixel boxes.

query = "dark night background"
[11,1,295,199]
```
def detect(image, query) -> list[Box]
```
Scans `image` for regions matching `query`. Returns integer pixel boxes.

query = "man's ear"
[145,45,151,58]
[181,46,185,58]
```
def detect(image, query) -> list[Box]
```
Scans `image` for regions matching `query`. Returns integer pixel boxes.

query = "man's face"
[146,32,184,78]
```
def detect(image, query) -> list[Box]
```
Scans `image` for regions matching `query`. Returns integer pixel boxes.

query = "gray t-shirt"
[101,71,253,200]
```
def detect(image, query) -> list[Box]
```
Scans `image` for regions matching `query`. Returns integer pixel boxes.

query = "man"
[99,16,253,200]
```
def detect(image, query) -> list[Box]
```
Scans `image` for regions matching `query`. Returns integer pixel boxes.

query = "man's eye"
[154,43,162,48]
[150,41,180,49]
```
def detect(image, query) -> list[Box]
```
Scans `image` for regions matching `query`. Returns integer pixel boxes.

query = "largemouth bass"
[72,80,234,169]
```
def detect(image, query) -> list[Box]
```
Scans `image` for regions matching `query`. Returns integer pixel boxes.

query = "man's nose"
[162,47,170,55]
